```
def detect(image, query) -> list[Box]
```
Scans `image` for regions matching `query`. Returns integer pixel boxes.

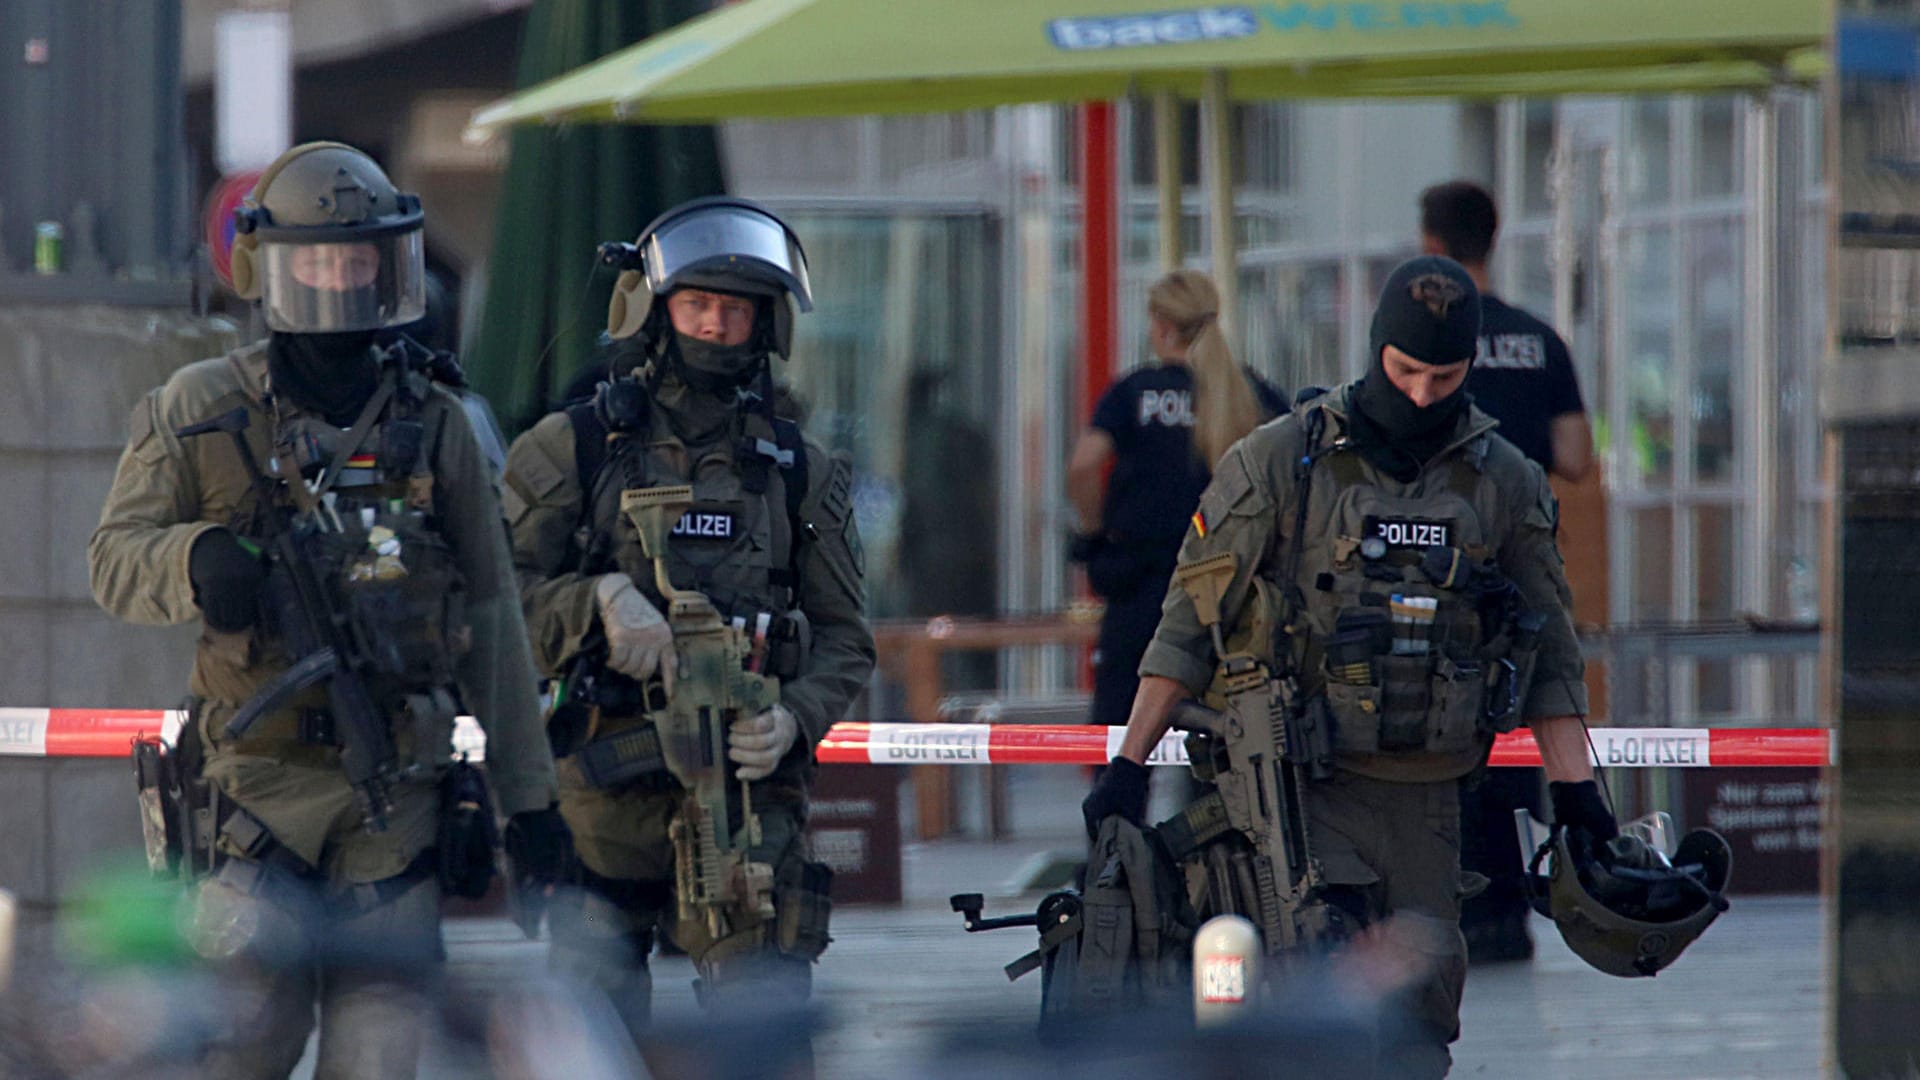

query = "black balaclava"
[1348,255,1482,481]
[268,330,380,426]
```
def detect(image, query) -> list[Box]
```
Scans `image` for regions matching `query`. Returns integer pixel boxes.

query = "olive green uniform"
[1142,385,1585,1077]
[504,380,874,1029]
[90,341,557,1079]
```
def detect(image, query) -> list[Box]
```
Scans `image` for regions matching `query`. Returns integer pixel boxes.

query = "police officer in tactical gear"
[90,141,565,1078]
[1083,255,1617,1077]
[503,197,875,1044]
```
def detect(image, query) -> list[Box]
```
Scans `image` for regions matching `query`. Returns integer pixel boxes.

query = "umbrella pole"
[1155,90,1182,272]
[1201,69,1237,339]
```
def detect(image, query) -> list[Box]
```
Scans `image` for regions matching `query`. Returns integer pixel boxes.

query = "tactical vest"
[231,363,470,764]
[1277,397,1538,780]
[568,394,809,729]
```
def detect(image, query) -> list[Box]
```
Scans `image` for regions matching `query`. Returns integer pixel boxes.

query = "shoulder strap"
[567,401,608,497]
[769,417,811,593]
[774,417,808,528]
[564,402,612,574]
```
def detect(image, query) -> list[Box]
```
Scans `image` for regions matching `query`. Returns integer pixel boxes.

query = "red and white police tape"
[0,708,1832,768]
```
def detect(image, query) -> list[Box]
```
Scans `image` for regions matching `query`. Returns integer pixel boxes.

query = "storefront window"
[1624,98,1674,207]
[1241,261,1343,394]
[1694,96,1742,198]
[1689,220,1742,485]
[781,211,1002,621]
[1621,227,1676,487]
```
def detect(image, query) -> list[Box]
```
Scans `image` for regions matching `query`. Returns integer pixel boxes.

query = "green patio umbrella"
[465,0,1824,130]
[463,0,1824,337]
[465,0,726,435]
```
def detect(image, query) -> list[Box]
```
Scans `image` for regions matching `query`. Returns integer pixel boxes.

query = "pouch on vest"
[775,859,834,961]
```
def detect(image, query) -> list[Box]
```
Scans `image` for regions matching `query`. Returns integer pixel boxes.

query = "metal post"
[1079,102,1118,425]
[1154,90,1182,272]
[1742,91,1781,721]
[1201,70,1236,340]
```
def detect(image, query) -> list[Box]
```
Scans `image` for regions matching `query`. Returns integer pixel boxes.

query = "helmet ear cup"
[230,226,262,300]
[607,270,653,340]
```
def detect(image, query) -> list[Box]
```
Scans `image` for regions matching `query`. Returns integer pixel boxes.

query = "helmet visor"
[643,204,812,311]
[259,232,427,333]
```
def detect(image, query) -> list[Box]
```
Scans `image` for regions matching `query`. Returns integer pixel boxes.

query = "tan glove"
[594,573,677,696]
[728,704,798,782]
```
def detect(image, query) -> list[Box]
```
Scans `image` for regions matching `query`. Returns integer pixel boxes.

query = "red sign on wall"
[201,171,262,290]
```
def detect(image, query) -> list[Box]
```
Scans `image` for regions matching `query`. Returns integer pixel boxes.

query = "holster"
[774,859,834,961]
[133,699,222,880]
[133,739,179,878]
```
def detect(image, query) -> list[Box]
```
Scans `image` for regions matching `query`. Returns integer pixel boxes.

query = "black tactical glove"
[188,528,265,633]
[503,806,574,939]
[1082,757,1150,839]
[1551,779,1620,871]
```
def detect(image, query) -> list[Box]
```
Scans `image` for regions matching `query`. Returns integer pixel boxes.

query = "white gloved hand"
[728,704,799,782]
[594,573,676,696]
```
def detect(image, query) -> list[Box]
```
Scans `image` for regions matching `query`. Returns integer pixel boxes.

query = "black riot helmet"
[1528,827,1732,978]
[602,196,812,359]
[230,142,427,334]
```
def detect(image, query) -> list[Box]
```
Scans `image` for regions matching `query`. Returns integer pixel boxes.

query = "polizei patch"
[1365,516,1452,551]
[671,510,737,541]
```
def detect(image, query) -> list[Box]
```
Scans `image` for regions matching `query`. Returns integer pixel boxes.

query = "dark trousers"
[1458,766,1545,924]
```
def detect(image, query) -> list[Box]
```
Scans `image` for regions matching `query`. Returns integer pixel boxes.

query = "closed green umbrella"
[466,0,726,435]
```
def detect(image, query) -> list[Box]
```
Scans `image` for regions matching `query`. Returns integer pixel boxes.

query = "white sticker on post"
[1199,954,1247,1004]
[866,723,991,764]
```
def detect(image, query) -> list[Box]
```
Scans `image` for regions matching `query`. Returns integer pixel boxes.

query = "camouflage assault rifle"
[624,486,780,941]
[1168,552,1337,958]
[176,407,401,833]
[949,553,1340,1020]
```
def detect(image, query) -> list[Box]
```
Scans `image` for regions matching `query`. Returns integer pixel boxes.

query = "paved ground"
[0,764,1827,1077]
[319,764,1840,1076]
[427,873,1824,1079]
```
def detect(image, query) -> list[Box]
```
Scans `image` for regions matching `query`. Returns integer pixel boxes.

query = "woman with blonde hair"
[1068,269,1286,752]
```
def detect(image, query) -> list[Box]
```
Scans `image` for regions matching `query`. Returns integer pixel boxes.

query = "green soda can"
[33,221,62,275]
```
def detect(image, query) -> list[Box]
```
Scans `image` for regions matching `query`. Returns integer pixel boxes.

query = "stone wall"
[0,304,240,907]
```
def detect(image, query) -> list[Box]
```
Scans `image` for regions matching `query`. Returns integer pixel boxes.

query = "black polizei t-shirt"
[1463,294,1585,472]
[1092,362,1286,551]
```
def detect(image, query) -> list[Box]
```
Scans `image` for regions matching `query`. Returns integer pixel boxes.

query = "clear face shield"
[642,204,812,311]
[259,231,427,333]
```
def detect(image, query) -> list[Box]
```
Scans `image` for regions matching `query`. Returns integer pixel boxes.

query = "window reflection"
[781,212,1001,623]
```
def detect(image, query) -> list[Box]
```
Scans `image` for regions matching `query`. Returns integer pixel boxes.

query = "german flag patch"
[1191,510,1208,538]
[346,453,377,469]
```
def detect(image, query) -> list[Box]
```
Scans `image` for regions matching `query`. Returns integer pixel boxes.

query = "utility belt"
[134,699,495,900]
[223,685,461,772]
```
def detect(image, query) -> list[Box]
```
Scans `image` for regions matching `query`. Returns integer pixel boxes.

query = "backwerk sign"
[1048,3,1522,51]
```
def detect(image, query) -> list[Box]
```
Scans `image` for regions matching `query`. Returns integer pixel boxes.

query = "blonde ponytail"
[1148,269,1261,467]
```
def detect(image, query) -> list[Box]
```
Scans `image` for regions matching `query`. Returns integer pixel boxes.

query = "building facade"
[724,92,1828,726]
